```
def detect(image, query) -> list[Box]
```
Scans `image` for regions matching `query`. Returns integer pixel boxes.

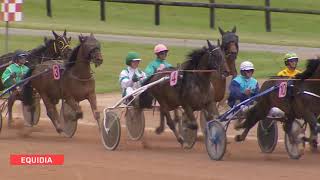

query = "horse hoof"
[310,140,318,153]
[76,112,83,119]
[234,135,243,142]
[94,112,101,121]
[177,137,184,145]
[187,123,198,130]
[56,128,63,134]
[155,127,164,134]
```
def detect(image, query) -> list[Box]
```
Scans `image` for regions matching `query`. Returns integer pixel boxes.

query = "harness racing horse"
[0,30,72,127]
[143,41,228,147]
[22,34,103,135]
[199,27,239,131]
[0,30,72,90]
[234,59,320,151]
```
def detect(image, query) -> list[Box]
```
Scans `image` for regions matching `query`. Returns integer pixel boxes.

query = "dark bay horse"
[234,59,320,150]
[212,26,238,108]
[143,41,228,146]
[22,34,103,133]
[1,30,72,126]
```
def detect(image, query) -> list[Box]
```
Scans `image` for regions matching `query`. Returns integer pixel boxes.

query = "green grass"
[0,0,320,47]
[0,34,306,93]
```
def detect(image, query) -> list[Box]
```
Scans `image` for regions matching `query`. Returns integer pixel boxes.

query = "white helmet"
[240,61,254,71]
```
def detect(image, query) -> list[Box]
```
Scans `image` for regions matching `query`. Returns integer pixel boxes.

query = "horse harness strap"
[69,70,94,82]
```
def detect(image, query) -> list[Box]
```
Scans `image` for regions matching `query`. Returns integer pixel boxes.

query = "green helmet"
[125,51,141,66]
[284,52,298,61]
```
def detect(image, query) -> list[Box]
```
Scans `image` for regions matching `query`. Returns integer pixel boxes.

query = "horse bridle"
[208,47,222,71]
[53,36,71,54]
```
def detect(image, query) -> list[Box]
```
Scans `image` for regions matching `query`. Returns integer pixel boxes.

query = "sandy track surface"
[0,93,319,180]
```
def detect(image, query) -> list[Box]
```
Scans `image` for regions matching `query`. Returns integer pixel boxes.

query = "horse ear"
[218,27,224,35]
[207,40,213,50]
[232,26,237,33]
[79,34,84,43]
[68,37,72,43]
[217,39,221,47]
[52,30,59,39]
[63,29,67,37]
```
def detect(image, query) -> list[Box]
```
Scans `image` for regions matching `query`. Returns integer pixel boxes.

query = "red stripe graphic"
[10,154,64,165]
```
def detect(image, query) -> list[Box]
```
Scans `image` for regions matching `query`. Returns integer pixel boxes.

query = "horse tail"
[22,69,35,106]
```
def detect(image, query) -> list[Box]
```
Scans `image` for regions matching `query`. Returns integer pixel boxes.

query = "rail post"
[155,0,160,25]
[209,0,215,29]
[100,0,106,21]
[265,0,271,32]
[46,0,52,17]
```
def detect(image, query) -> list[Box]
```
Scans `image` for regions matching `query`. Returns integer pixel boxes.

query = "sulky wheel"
[257,119,278,153]
[125,108,145,141]
[60,102,78,138]
[22,95,41,126]
[205,120,226,161]
[178,112,197,149]
[101,111,121,151]
[284,119,305,159]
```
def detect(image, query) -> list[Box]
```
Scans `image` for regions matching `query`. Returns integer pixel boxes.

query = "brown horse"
[142,41,228,146]
[199,27,239,130]
[22,34,103,133]
[0,30,72,90]
[212,26,238,105]
[3,30,72,126]
[234,59,320,150]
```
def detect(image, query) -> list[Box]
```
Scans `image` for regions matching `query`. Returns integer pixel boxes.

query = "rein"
[152,69,217,76]
[269,78,320,81]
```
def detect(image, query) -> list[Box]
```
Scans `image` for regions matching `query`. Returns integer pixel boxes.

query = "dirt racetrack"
[0,93,319,180]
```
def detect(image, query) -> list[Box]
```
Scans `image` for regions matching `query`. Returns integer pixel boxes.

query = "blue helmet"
[13,50,28,62]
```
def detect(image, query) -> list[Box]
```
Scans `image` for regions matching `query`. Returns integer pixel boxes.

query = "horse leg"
[162,110,183,145]
[181,105,198,130]
[155,111,165,134]
[302,112,318,152]
[87,93,100,124]
[235,103,270,142]
[41,95,62,133]
[7,91,18,128]
[173,109,181,124]
[65,98,82,120]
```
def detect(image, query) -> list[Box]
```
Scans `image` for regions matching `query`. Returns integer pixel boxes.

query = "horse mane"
[183,47,208,70]
[65,45,80,69]
[27,44,47,56]
[295,58,320,80]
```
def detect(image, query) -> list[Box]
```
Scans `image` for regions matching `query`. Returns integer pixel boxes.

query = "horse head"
[52,30,72,59]
[218,26,239,77]
[295,58,320,80]
[78,33,103,67]
[206,40,229,78]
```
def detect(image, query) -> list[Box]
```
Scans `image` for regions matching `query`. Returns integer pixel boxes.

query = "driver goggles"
[287,58,298,63]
